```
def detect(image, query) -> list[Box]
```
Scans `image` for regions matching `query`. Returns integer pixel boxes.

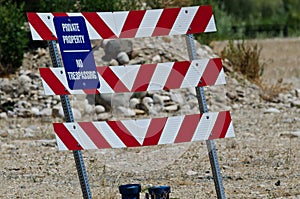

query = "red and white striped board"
[40,58,226,95]
[53,111,234,150]
[27,5,216,40]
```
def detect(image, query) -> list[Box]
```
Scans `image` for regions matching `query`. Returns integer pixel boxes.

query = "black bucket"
[148,186,171,199]
[119,184,141,199]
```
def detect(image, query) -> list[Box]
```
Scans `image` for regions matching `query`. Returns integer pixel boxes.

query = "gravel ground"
[0,38,300,199]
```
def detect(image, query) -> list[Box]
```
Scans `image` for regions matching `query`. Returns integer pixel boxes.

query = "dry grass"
[221,40,292,102]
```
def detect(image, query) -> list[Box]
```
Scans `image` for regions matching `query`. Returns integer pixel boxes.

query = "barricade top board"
[27,6,216,40]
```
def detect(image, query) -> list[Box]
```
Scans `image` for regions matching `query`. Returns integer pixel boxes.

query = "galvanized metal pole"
[47,40,92,199]
[185,34,226,199]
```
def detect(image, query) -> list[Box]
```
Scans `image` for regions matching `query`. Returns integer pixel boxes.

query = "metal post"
[47,40,92,199]
[185,34,226,199]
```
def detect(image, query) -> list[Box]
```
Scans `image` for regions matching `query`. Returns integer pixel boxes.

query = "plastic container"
[119,184,141,199]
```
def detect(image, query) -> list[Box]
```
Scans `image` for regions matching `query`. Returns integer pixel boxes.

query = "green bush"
[0,0,28,77]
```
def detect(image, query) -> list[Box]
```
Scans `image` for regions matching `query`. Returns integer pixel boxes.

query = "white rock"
[186,170,198,176]
[96,112,111,121]
[109,59,119,66]
[152,54,161,63]
[40,108,52,116]
[0,112,8,120]
[129,98,140,109]
[116,106,136,117]
[72,108,82,120]
[165,104,179,112]
[117,52,129,65]
[291,131,300,137]
[264,108,280,114]
[18,75,31,84]
[153,94,170,105]
[95,105,105,114]
[142,97,154,107]
[31,107,40,116]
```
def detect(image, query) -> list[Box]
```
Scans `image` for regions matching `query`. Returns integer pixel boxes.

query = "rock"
[153,94,170,105]
[291,100,300,108]
[186,170,198,176]
[72,108,82,120]
[40,108,52,116]
[164,104,179,112]
[109,59,119,66]
[96,112,112,121]
[264,108,280,114]
[111,93,132,107]
[142,97,154,107]
[152,54,161,63]
[84,103,94,114]
[0,130,8,138]
[117,52,130,65]
[0,112,8,120]
[134,109,145,115]
[18,75,31,85]
[52,106,62,118]
[95,105,105,114]
[291,131,300,137]
[31,107,40,116]
[116,106,136,117]
[129,98,140,109]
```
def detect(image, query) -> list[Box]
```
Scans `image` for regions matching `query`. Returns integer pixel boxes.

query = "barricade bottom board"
[53,111,234,150]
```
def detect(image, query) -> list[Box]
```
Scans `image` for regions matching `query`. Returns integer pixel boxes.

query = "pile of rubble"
[0,35,299,122]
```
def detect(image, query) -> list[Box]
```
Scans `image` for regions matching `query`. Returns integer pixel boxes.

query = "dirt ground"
[0,37,300,198]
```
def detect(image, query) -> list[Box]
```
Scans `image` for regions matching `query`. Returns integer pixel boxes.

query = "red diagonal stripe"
[209,111,231,140]
[164,61,191,90]
[53,12,68,17]
[175,114,202,143]
[82,12,117,39]
[142,117,168,146]
[97,66,129,92]
[53,123,83,150]
[39,68,70,95]
[27,13,56,40]
[78,122,111,149]
[83,89,100,94]
[187,5,213,34]
[152,7,180,37]
[119,10,146,38]
[198,58,222,86]
[131,64,156,92]
[107,121,141,147]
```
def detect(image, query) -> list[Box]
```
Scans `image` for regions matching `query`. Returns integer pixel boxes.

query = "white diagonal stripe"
[55,134,68,150]
[181,59,208,87]
[93,122,126,148]
[135,9,163,38]
[41,79,55,95]
[204,14,217,32]
[121,119,151,145]
[112,11,129,37]
[110,65,140,90]
[148,62,173,90]
[215,68,226,85]
[29,23,42,40]
[98,12,117,36]
[225,122,235,138]
[170,6,198,35]
[97,71,114,93]
[192,112,218,141]
[158,115,183,144]
[64,123,98,150]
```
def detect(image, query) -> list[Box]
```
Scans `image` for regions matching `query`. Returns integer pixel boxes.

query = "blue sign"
[53,16,100,90]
